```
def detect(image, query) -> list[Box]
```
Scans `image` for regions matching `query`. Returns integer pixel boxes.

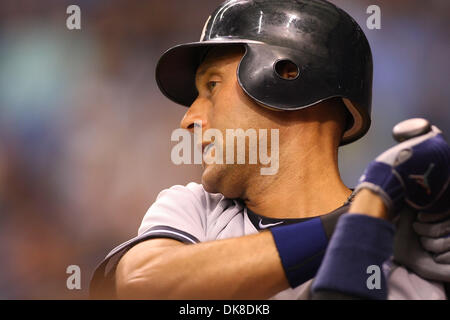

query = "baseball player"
[90,0,450,299]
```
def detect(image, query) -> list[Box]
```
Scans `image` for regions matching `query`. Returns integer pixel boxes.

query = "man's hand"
[415,211,450,265]
[394,209,450,283]
[351,119,450,282]
[355,120,450,216]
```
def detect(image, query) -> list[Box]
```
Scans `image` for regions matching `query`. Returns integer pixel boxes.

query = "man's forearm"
[116,231,290,299]
[115,190,389,300]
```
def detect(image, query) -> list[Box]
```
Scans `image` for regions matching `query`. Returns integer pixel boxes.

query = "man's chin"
[200,164,222,194]
[201,164,243,199]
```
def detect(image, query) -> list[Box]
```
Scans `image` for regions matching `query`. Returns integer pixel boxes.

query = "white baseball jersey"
[90,182,447,300]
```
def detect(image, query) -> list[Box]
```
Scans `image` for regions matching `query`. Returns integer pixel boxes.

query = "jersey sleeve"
[89,182,208,299]
[137,182,208,243]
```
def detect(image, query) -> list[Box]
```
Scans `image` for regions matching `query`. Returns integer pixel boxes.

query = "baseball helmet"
[156,0,373,144]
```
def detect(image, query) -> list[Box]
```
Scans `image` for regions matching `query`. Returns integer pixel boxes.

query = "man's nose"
[180,97,210,133]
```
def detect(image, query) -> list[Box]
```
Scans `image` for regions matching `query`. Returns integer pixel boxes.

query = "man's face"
[180,46,280,198]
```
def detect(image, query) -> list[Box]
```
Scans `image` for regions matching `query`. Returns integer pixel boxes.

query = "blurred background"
[0,0,448,299]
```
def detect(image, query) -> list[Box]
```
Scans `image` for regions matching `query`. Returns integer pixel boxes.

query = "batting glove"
[414,211,450,264]
[394,209,450,282]
[355,123,450,216]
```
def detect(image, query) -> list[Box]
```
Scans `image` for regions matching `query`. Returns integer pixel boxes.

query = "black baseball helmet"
[156,0,373,144]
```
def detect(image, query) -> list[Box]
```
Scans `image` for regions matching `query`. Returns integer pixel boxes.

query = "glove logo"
[409,163,435,195]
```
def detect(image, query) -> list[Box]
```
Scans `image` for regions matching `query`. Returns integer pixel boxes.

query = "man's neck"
[243,144,351,219]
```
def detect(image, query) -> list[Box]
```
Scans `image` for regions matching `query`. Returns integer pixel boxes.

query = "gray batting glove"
[414,210,450,265]
[394,208,450,283]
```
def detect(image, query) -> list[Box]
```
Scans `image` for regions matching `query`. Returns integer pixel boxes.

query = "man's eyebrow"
[195,66,221,80]
[196,67,209,77]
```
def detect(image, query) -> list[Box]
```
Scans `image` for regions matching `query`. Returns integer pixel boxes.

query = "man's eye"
[207,81,218,91]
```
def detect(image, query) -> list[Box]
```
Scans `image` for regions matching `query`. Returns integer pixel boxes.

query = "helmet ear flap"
[237,43,370,145]
[238,43,326,111]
